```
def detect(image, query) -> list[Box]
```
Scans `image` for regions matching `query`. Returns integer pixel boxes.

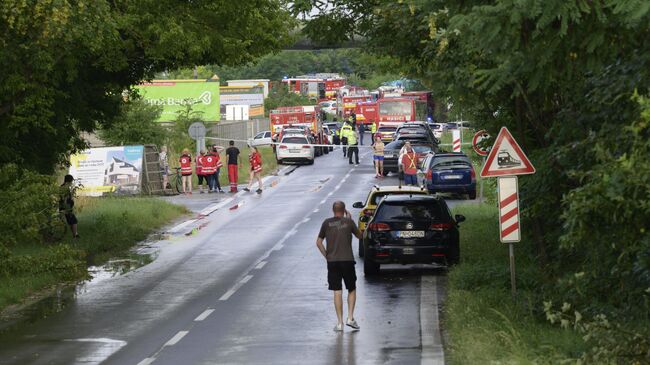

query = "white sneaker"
[333,323,343,332]
[346,318,360,330]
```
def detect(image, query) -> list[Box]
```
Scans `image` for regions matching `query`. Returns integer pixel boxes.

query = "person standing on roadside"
[210,145,225,193]
[347,126,359,166]
[340,122,351,157]
[357,123,365,146]
[316,201,362,332]
[370,122,377,143]
[401,144,418,186]
[196,150,207,193]
[244,146,263,194]
[179,148,193,194]
[159,146,170,191]
[202,149,216,190]
[59,174,79,239]
[372,135,385,178]
[225,140,241,193]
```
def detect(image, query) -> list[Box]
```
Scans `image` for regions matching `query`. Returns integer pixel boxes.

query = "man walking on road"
[225,140,240,193]
[316,201,362,332]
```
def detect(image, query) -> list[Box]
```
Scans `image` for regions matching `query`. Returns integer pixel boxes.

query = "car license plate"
[443,174,463,180]
[289,149,300,153]
[398,230,425,238]
[402,247,415,255]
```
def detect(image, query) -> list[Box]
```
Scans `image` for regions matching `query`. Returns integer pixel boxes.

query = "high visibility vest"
[179,154,192,175]
[402,152,418,175]
[370,123,377,134]
[347,131,357,145]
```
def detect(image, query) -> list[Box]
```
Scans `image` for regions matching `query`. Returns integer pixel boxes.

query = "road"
[0,146,463,365]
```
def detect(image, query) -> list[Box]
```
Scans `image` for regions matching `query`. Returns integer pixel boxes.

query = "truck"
[341,95,372,119]
[375,97,428,128]
[269,106,327,155]
[281,74,346,102]
[354,101,379,127]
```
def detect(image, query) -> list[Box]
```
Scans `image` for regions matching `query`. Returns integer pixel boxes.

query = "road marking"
[272,243,284,251]
[320,199,327,204]
[137,358,155,365]
[219,275,254,301]
[164,331,188,347]
[313,208,319,213]
[64,338,126,344]
[168,219,198,233]
[420,276,445,365]
[255,261,267,269]
[301,217,310,223]
[199,197,235,216]
[327,192,334,197]
[194,309,214,322]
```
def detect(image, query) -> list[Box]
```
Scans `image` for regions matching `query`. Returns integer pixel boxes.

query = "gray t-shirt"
[318,217,361,262]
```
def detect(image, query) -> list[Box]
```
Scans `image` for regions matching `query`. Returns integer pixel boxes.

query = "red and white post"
[452,129,462,152]
[498,176,520,298]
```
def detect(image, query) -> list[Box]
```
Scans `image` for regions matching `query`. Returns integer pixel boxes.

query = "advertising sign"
[69,146,144,196]
[220,86,265,119]
[136,80,221,122]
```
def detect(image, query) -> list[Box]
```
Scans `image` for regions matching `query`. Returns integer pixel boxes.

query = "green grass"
[0,197,187,311]
[445,204,585,364]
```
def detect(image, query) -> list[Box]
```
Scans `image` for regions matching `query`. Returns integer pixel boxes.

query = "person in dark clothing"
[225,141,241,193]
[59,174,79,238]
[357,123,365,145]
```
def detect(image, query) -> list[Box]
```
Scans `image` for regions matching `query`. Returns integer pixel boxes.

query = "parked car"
[395,122,436,142]
[418,152,477,199]
[319,100,338,115]
[251,130,273,146]
[382,139,437,175]
[362,194,465,275]
[376,125,397,142]
[428,123,444,139]
[276,135,315,165]
[352,185,430,257]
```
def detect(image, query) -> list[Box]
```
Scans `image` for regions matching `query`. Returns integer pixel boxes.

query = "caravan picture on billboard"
[69,146,144,196]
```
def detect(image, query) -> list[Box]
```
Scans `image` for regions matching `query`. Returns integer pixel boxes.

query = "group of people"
[161,142,264,195]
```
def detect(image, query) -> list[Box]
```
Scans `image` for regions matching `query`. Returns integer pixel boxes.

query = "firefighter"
[401,144,418,186]
[179,149,193,194]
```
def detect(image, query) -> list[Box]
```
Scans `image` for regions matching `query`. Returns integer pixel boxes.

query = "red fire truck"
[402,91,435,119]
[269,106,327,154]
[375,97,428,127]
[354,101,379,126]
[281,75,346,102]
[341,95,372,119]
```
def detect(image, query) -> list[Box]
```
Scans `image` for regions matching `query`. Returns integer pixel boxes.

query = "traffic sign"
[498,176,520,243]
[480,127,535,177]
[452,129,461,152]
[472,130,490,156]
[188,122,206,140]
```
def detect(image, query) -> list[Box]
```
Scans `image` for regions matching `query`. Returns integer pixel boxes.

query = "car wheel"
[276,158,282,165]
[307,159,314,165]
[469,191,477,200]
[363,257,380,276]
[358,239,364,258]
[329,146,334,152]
[447,241,460,266]
[324,147,329,154]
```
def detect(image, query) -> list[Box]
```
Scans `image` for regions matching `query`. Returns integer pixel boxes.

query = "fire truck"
[281,74,346,102]
[354,101,379,126]
[269,106,327,155]
[402,91,435,120]
[341,95,372,119]
[375,97,428,128]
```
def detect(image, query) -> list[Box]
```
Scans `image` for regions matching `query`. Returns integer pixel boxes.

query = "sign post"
[480,127,535,299]
[452,129,462,152]
[472,130,490,202]
[188,122,207,157]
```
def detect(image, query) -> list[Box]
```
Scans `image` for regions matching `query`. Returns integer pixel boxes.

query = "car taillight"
[425,169,432,180]
[470,167,476,181]
[362,209,375,216]
[430,222,453,231]
[302,145,310,149]
[368,223,391,231]
[279,145,288,149]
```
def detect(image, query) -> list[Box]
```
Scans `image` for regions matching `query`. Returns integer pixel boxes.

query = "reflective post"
[509,243,516,299]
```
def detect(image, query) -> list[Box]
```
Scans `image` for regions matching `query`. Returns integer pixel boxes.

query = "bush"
[99,99,168,147]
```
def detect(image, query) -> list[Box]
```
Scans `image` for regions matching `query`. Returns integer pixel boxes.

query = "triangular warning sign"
[480,127,535,177]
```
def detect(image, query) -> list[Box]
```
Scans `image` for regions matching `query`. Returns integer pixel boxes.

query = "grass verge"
[445,203,585,364]
[0,197,187,311]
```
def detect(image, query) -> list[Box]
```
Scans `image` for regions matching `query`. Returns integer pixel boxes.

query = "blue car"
[419,152,477,199]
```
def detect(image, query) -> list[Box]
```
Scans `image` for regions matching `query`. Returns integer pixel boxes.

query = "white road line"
[301,218,310,223]
[255,261,267,269]
[168,219,198,233]
[313,208,319,213]
[327,192,334,197]
[164,331,188,347]
[137,358,155,365]
[194,309,214,322]
[320,199,327,204]
[420,276,445,365]
[272,243,284,251]
[219,275,254,301]
[64,338,126,344]
[199,197,235,216]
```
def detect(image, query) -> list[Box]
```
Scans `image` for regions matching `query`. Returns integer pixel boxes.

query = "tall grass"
[445,204,585,364]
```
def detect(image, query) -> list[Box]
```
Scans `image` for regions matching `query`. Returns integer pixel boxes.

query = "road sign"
[472,130,490,156]
[498,176,520,243]
[480,127,535,177]
[188,122,206,140]
[452,129,461,152]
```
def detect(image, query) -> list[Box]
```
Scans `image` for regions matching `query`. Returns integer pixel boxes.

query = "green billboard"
[136,80,221,122]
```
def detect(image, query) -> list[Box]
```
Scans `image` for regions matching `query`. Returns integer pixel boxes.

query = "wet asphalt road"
[0,145,466,365]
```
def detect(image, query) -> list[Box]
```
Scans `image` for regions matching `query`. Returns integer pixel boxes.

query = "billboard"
[69,146,144,196]
[220,86,265,119]
[136,80,221,122]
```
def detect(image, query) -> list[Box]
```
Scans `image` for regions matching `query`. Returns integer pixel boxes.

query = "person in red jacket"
[196,150,207,193]
[244,146,263,194]
[202,148,216,191]
[401,145,418,186]
[179,148,193,194]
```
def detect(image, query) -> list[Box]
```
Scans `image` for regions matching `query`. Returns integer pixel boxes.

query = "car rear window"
[412,145,432,153]
[375,201,448,221]
[396,135,429,143]
[378,127,396,132]
[282,137,308,144]
[370,191,427,205]
[431,156,471,169]
[385,140,406,150]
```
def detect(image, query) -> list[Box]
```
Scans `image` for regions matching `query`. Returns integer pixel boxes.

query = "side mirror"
[352,202,364,209]
[359,215,370,223]
[455,214,466,223]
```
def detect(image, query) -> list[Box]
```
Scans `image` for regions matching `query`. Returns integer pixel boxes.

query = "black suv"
[361,195,465,275]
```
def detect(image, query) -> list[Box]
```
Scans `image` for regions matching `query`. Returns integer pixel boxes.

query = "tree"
[0,0,294,173]
[99,99,167,147]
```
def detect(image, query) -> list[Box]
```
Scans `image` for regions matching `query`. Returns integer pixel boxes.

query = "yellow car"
[352,185,429,257]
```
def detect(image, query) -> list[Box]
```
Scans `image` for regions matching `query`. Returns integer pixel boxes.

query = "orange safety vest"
[180,154,192,175]
[402,152,418,175]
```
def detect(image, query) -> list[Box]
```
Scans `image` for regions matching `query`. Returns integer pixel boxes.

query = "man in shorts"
[316,201,362,332]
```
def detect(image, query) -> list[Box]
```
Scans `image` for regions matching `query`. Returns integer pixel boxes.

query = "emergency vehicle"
[341,95,372,119]
[375,97,428,128]
[281,74,346,102]
[354,101,379,127]
[269,106,326,154]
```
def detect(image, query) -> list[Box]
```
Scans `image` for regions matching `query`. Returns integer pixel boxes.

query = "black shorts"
[64,213,77,226]
[327,261,356,291]
[197,174,207,184]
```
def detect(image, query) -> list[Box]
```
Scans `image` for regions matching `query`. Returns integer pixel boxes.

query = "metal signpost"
[480,127,535,299]
[472,130,490,201]
[188,122,207,157]
[452,129,462,152]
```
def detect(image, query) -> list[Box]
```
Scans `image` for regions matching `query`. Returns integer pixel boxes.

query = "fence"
[206,119,268,150]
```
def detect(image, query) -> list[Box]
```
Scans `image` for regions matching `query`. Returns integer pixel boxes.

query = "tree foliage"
[0,0,294,173]
[99,99,167,147]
